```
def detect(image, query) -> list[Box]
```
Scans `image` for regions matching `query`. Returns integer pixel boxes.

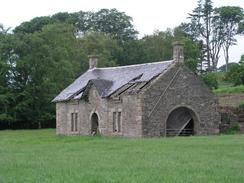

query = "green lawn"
[214,84,244,95]
[0,130,244,183]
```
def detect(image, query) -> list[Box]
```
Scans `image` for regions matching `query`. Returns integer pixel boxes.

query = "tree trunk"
[225,46,229,72]
[223,45,230,72]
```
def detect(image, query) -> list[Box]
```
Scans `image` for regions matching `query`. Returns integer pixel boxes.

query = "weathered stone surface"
[141,64,220,137]
[218,106,244,133]
[55,63,220,137]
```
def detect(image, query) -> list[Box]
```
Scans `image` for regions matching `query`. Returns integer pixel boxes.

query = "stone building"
[53,43,220,137]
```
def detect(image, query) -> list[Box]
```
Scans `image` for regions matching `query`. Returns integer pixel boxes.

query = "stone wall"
[56,102,68,135]
[121,95,143,137]
[56,85,143,137]
[56,63,220,137]
[141,64,220,137]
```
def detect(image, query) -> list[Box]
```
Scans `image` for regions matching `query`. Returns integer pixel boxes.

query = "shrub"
[200,72,218,89]
[223,124,240,135]
[225,63,244,86]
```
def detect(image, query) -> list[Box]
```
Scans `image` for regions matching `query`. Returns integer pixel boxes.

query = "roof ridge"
[89,60,174,70]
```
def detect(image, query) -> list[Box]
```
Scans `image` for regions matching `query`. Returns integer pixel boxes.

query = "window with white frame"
[113,111,122,132]
[71,112,78,132]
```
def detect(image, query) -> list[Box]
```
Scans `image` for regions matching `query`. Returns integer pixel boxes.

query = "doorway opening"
[166,107,197,137]
[91,113,99,135]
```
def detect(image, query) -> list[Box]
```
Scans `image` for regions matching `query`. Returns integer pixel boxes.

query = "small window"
[117,112,121,132]
[71,113,74,131]
[113,112,117,132]
[74,113,78,131]
[113,111,122,133]
[71,112,78,132]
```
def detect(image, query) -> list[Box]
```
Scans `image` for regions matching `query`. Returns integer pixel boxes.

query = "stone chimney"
[173,41,184,63]
[88,55,98,69]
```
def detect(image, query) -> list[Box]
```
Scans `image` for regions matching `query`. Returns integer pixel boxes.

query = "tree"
[78,32,122,67]
[226,55,244,85]
[174,26,201,73]
[116,39,145,66]
[188,0,212,69]
[14,9,138,42]
[0,24,10,34]
[75,9,138,41]
[13,13,78,34]
[91,9,138,41]
[140,30,174,62]
[9,23,83,127]
[13,17,53,34]
[214,6,244,71]
[177,23,207,72]
[0,32,15,124]
[188,0,224,71]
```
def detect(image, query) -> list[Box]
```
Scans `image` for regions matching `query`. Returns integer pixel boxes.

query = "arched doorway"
[166,107,198,137]
[91,113,99,135]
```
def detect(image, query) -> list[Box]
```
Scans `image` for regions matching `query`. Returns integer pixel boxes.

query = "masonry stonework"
[54,44,220,137]
[55,63,220,137]
[140,64,220,137]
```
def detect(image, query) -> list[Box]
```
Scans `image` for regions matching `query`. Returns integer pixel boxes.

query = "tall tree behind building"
[214,6,244,71]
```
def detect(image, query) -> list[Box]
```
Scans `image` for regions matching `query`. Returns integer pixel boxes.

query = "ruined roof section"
[52,60,174,102]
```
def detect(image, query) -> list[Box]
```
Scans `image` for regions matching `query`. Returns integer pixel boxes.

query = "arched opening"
[91,113,99,135]
[166,107,198,137]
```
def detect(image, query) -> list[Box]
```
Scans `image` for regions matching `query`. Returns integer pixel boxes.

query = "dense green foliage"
[0,9,202,128]
[222,124,240,134]
[13,9,138,41]
[0,23,82,128]
[0,6,243,128]
[0,129,244,183]
[225,55,244,85]
[218,63,239,72]
[200,72,219,89]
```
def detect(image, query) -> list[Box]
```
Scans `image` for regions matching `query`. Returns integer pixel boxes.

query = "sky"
[0,0,243,66]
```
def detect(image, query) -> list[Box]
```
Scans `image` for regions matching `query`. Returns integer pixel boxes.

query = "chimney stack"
[173,42,184,63]
[88,55,98,69]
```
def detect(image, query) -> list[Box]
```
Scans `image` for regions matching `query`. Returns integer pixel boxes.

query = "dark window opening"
[113,112,117,132]
[113,111,122,132]
[117,112,121,132]
[91,113,99,135]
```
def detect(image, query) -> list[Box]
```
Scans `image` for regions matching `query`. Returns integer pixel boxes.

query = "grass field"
[0,130,244,183]
[214,85,244,95]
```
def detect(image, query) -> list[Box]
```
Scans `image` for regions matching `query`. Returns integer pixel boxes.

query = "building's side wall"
[141,64,220,137]
[56,102,68,135]
[120,95,143,137]
[56,85,109,135]
[56,100,85,135]
[56,85,143,137]
[87,86,109,135]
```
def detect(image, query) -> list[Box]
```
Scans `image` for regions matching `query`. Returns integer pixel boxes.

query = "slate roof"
[52,60,174,102]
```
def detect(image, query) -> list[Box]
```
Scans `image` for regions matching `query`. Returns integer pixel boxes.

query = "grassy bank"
[0,129,244,183]
[214,85,244,95]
